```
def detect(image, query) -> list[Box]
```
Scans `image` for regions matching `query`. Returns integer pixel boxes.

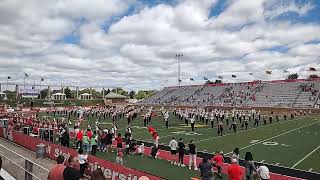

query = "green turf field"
[41,111,320,178]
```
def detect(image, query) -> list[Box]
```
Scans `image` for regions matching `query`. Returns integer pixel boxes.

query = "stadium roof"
[105,92,127,99]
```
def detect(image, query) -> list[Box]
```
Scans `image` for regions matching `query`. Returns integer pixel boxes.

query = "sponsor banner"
[21,108,31,112]
[3,130,163,180]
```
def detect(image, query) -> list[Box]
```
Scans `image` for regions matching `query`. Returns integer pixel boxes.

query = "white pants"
[189,154,197,168]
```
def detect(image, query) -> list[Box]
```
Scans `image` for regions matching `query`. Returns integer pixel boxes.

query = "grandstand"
[140,79,320,108]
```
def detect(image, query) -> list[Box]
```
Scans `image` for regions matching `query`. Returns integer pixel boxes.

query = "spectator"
[76,130,83,149]
[211,151,224,179]
[63,156,82,180]
[78,149,88,178]
[231,148,239,164]
[0,156,4,180]
[188,139,198,170]
[115,152,124,165]
[137,143,145,155]
[83,133,90,154]
[61,128,70,147]
[91,131,98,156]
[169,137,178,165]
[198,158,214,180]
[90,168,106,180]
[257,166,270,180]
[227,159,242,180]
[48,155,65,180]
[151,144,159,159]
[178,138,185,167]
[115,133,123,152]
[244,152,257,180]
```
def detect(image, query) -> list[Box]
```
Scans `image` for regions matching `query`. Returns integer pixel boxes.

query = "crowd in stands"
[140,80,320,108]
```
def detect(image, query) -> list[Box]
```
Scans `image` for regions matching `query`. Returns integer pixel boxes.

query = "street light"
[175,53,183,87]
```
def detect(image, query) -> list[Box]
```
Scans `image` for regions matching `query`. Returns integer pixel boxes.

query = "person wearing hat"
[227,158,243,180]
[115,152,124,165]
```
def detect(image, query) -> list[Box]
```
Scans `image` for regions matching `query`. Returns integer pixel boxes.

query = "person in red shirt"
[47,155,65,180]
[210,151,224,178]
[86,129,93,139]
[76,130,83,149]
[228,159,243,180]
[115,133,123,152]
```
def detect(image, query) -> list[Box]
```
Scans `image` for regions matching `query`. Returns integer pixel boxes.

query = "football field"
[43,111,320,178]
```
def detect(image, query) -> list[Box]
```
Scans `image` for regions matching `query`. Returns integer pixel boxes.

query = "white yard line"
[195,118,302,143]
[291,145,320,168]
[225,120,320,156]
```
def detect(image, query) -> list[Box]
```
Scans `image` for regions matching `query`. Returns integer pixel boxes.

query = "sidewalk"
[0,137,55,180]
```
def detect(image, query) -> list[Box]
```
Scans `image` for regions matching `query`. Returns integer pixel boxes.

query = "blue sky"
[0,0,319,90]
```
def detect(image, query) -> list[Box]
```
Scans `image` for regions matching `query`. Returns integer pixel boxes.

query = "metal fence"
[0,144,49,180]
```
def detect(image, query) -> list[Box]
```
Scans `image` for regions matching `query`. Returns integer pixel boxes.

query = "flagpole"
[40,78,42,99]
[176,53,183,88]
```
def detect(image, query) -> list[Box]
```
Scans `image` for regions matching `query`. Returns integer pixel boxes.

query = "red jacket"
[228,164,243,180]
[211,154,224,166]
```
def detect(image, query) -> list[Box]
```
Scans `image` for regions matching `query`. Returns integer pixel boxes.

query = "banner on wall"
[0,130,163,180]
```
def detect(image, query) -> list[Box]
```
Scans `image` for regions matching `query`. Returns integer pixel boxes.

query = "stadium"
[1,1,320,180]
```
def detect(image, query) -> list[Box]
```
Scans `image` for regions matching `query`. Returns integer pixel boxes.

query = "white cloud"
[0,0,319,91]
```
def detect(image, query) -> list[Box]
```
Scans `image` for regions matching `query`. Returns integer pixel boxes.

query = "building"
[79,93,92,100]
[51,93,66,100]
[105,92,127,104]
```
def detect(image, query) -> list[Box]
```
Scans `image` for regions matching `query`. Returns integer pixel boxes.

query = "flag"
[24,73,29,78]
[283,70,289,73]
[266,70,272,74]
[218,76,223,79]
[203,77,208,80]
[309,67,316,71]
[232,75,236,78]
[249,73,253,75]
[190,78,194,81]
[41,77,44,81]
[7,76,11,79]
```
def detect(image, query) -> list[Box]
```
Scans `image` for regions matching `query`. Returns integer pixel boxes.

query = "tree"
[287,73,299,80]
[308,74,319,79]
[129,90,136,99]
[134,90,156,99]
[40,89,49,99]
[64,87,73,99]
[3,90,16,99]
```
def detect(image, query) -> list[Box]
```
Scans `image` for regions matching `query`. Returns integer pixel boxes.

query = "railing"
[0,144,49,180]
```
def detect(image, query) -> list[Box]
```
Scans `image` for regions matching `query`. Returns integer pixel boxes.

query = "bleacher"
[140,79,320,108]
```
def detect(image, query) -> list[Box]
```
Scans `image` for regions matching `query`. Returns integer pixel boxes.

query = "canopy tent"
[79,93,92,100]
[105,92,127,104]
[52,92,66,100]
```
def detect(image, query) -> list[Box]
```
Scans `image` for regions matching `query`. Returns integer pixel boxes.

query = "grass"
[38,111,320,179]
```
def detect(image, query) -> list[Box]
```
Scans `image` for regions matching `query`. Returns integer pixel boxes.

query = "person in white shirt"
[115,152,124,165]
[257,165,270,180]
[77,149,88,178]
[169,137,178,165]
[137,143,145,155]
[190,116,195,132]
[164,112,169,129]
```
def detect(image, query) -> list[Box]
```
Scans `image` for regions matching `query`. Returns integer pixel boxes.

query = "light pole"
[176,53,183,87]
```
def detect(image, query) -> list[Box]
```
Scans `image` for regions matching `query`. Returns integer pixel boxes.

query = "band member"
[217,121,224,136]
[164,112,169,129]
[190,116,195,132]
[210,114,214,128]
[229,120,237,133]
[254,116,259,127]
